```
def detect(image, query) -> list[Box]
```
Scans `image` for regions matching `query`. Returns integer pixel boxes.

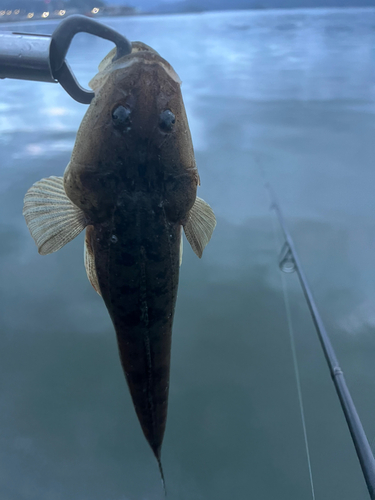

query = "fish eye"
[159,110,175,132]
[112,105,131,128]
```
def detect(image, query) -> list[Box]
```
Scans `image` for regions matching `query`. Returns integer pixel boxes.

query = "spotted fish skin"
[87,193,181,457]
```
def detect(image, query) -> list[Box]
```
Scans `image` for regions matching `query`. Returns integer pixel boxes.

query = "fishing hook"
[0,15,132,104]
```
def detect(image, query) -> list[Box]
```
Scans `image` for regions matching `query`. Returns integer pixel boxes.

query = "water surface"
[1,8,375,499]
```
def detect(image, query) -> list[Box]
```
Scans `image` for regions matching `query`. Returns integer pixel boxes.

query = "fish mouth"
[90,42,181,95]
[112,56,181,85]
[130,41,160,55]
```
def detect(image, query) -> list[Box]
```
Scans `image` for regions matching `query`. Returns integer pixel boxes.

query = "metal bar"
[0,33,56,82]
[266,182,375,500]
[0,15,132,104]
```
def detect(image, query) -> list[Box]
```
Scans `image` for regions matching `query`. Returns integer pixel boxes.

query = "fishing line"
[255,156,315,499]
[255,155,375,499]
[270,213,316,500]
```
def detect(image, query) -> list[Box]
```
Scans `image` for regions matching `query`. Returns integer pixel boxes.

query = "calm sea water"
[1,8,375,499]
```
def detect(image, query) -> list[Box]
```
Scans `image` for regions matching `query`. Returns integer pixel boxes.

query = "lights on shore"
[0,6,101,21]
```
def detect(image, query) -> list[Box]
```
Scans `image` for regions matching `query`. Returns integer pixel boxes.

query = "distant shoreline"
[0,5,374,26]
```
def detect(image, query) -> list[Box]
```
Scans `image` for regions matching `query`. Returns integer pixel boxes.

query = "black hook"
[0,15,132,104]
[50,15,132,104]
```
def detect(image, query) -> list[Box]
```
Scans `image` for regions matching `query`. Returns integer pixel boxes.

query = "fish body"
[86,198,180,458]
[23,42,216,478]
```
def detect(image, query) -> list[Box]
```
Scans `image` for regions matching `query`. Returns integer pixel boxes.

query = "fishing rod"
[265,180,375,499]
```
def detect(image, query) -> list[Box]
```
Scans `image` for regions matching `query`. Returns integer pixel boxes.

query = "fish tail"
[155,450,167,497]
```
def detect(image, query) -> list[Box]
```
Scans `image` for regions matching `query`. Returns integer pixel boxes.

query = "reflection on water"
[0,8,375,500]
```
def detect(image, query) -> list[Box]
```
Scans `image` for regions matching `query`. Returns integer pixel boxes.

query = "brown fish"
[23,42,216,484]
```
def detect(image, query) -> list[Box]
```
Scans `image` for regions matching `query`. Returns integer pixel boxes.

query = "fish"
[22,42,216,486]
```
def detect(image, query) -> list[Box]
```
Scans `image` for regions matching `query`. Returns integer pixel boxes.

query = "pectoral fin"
[183,197,216,258]
[23,176,87,255]
[84,227,101,296]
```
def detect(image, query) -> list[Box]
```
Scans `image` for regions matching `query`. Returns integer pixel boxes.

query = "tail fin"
[155,450,167,498]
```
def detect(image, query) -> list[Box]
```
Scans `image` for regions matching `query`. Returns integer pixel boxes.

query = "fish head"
[64,42,198,223]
